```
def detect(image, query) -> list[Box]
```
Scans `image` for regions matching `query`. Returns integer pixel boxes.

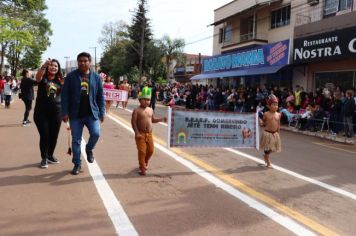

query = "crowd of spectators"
[145,82,356,137]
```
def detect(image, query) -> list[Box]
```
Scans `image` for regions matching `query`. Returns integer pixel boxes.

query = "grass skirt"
[260,130,282,152]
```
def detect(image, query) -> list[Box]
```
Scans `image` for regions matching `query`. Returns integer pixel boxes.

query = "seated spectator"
[304,104,326,132]
[301,93,312,109]
[298,104,314,130]
[234,93,245,112]
[285,90,295,104]
[280,102,297,124]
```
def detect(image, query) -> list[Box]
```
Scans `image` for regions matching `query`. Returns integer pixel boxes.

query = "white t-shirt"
[4,83,12,95]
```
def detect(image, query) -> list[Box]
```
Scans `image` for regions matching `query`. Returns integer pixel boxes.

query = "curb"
[281,126,356,145]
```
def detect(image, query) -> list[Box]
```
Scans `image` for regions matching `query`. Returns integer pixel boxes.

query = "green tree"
[127,66,139,84]
[21,12,52,69]
[0,0,51,75]
[158,35,185,80]
[100,43,130,85]
[98,0,179,85]
[0,0,46,12]
[98,21,131,84]
[145,40,166,82]
[127,0,152,83]
[98,20,128,51]
[0,17,20,74]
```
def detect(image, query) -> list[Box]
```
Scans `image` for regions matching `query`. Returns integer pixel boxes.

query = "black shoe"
[48,156,60,164]
[26,120,32,124]
[71,164,81,175]
[86,149,94,163]
[40,159,48,168]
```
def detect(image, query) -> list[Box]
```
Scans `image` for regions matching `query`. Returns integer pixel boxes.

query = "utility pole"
[89,46,97,72]
[138,17,145,87]
[64,56,70,75]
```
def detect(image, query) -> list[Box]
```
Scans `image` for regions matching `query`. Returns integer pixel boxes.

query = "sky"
[43,0,232,67]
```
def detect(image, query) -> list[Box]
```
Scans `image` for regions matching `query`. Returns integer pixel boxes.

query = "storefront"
[293,25,356,92]
[191,39,292,89]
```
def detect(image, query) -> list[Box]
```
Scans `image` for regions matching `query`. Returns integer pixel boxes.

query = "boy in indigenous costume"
[259,94,282,168]
[131,86,167,175]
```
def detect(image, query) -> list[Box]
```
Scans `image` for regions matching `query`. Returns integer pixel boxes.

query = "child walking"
[259,94,282,168]
[3,77,13,109]
[131,86,166,175]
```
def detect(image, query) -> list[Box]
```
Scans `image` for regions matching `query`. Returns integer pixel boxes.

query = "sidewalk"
[280,125,356,145]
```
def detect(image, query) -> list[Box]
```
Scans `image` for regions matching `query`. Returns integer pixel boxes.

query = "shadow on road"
[0,123,23,128]
[0,170,69,187]
[0,163,39,172]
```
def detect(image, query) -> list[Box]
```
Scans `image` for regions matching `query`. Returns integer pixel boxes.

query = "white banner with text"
[168,108,259,148]
[103,89,128,101]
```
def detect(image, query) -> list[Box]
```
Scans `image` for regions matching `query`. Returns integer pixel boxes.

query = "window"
[324,0,339,15]
[240,16,255,41]
[218,26,232,43]
[224,25,232,42]
[339,0,352,11]
[324,0,352,16]
[314,70,355,91]
[271,5,291,29]
[219,28,224,43]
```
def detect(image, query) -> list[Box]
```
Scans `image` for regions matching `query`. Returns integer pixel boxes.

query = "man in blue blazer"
[62,52,105,175]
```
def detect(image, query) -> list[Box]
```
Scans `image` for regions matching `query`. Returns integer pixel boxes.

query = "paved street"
[1,98,356,236]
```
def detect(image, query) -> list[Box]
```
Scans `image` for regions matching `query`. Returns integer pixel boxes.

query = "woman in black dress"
[34,59,63,168]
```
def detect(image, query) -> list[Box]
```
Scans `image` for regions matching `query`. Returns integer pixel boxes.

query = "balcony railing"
[222,33,268,47]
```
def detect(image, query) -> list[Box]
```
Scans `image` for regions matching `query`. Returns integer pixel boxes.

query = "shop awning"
[190,65,285,80]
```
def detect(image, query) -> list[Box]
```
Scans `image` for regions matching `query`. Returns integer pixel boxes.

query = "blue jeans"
[70,115,100,165]
[0,90,4,103]
[344,116,354,137]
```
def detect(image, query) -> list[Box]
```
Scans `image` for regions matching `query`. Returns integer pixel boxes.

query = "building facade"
[293,0,356,92]
[173,54,209,83]
[1,57,10,76]
[193,0,356,92]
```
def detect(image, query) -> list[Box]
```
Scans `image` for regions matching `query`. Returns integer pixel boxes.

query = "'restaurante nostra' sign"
[293,25,356,64]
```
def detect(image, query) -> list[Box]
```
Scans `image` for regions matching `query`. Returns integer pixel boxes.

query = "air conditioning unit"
[308,0,319,6]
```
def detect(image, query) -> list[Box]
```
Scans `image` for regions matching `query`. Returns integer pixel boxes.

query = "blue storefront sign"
[202,39,290,73]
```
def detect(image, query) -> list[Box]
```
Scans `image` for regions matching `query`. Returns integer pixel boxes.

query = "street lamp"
[89,46,97,72]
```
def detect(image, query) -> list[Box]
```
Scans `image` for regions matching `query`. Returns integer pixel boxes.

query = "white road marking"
[225,148,356,201]
[81,138,138,236]
[108,114,316,236]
